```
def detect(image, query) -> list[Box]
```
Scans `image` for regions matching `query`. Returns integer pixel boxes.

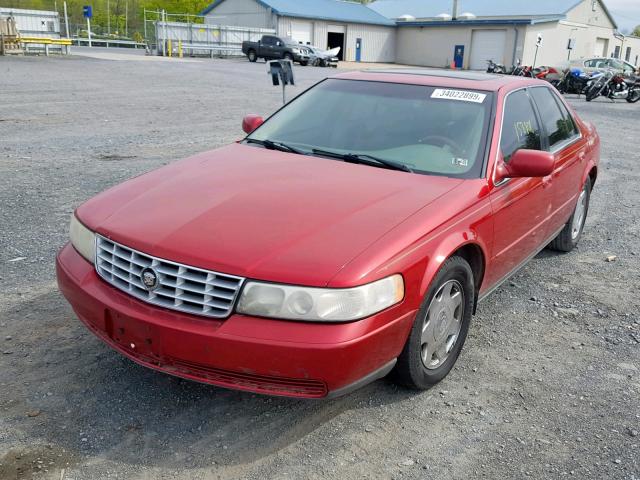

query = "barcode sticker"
[431,89,487,103]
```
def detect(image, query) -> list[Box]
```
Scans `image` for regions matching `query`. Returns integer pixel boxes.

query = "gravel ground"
[0,52,639,480]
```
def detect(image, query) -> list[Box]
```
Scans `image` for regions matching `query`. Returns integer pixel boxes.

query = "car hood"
[78,143,462,286]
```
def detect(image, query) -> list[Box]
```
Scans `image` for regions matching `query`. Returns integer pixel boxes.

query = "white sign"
[431,89,487,103]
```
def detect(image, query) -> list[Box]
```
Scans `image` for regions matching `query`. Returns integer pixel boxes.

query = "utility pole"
[107,0,110,35]
[125,0,128,37]
[63,1,69,38]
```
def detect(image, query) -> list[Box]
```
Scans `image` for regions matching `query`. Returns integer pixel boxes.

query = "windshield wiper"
[245,138,307,155]
[311,148,413,173]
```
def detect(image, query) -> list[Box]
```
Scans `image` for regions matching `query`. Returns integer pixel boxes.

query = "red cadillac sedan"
[57,70,599,398]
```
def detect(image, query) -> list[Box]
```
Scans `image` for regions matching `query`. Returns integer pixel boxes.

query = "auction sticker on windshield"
[431,89,487,103]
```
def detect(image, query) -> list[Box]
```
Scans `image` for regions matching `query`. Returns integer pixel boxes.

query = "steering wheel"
[419,135,462,155]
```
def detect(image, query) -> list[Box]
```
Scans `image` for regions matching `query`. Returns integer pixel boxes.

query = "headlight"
[236,275,404,322]
[70,214,96,263]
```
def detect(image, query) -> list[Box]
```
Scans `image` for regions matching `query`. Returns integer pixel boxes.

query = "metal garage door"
[469,30,507,70]
[290,21,312,45]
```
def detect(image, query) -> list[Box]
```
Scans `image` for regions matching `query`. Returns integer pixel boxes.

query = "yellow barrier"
[21,36,72,45]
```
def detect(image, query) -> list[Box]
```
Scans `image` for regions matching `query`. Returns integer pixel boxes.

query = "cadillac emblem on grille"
[140,268,159,291]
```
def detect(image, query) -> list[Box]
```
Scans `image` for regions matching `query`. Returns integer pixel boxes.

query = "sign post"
[83,5,92,47]
[533,33,543,67]
[267,60,295,104]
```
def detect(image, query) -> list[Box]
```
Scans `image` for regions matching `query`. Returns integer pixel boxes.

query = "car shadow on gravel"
[2,289,417,472]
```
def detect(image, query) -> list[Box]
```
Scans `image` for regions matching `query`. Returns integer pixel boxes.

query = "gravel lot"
[1,51,639,480]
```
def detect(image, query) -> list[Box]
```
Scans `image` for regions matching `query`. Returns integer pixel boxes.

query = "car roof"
[332,68,546,92]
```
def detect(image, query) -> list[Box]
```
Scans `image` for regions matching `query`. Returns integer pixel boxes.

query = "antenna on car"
[267,59,295,104]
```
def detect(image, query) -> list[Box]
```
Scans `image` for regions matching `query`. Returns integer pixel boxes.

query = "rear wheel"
[393,256,474,389]
[247,49,257,62]
[549,177,591,252]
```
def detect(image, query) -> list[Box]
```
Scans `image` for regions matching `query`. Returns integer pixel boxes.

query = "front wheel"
[626,88,640,103]
[586,84,602,102]
[393,256,474,389]
[549,177,591,252]
[247,50,257,62]
[299,60,308,66]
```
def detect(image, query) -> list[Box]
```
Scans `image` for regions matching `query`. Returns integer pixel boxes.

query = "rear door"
[261,36,277,58]
[529,86,586,234]
[487,88,552,287]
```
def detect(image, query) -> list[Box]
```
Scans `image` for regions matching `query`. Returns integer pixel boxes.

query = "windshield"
[246,79,494,178]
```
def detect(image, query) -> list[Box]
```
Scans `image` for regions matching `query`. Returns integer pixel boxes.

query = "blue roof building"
[199,0,636,69]
[200,0,398,62]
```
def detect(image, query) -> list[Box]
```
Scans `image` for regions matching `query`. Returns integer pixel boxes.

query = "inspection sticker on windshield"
[431,89,486,103]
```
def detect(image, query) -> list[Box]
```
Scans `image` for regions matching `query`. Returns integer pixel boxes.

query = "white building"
[0,7,60,39]
[200,0,397,62]
[200,0,640,68]
[370,0,640,69]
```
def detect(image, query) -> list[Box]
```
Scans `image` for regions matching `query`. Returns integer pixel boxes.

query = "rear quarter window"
[530,87,577,150]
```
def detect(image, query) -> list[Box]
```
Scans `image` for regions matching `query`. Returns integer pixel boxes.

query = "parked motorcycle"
[585,69,640,103]
[556,68,603,95]
[511,63,534,77]
[486,59,507,74]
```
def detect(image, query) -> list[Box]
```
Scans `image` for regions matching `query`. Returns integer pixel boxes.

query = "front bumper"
[293,53,310,63]
[56,243,415,398]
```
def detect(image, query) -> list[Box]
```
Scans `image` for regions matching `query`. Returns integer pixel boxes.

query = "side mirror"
[242,114,264,134]
[495,149,554,182]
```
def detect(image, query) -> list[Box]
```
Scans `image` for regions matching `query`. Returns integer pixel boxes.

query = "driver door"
[486,88,553,288]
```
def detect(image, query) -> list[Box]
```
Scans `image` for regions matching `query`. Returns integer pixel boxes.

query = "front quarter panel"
[329,179,494,313]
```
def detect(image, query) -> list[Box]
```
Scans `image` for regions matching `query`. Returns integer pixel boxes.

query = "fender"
[417,235,489,302]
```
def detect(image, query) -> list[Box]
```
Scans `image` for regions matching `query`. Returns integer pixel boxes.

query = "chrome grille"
[95,236,244,319]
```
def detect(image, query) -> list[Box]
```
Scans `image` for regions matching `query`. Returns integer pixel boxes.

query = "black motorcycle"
[555,68,599,95]
[486,59,506,74]
[585,69,640,103]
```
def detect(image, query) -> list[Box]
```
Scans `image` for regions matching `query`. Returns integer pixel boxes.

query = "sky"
[607,0,640,33]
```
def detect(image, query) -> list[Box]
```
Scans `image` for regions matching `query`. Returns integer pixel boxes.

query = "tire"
[247,50,257,62]
[549,177,591,252]
[299,60,308,66]
[586,85,601,102]
[283,53,293,62]
[626,88,640,103]
[393,256,474,389]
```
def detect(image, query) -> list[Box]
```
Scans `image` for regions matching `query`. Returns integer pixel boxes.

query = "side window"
[262,36,275,46]
[584,60,596,68]
[530,87,576,149]
[500,89,542,162]
[552,91,579,138]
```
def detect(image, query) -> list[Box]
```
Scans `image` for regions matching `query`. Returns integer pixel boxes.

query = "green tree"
[633,25,640,37]
[3,0,212,38]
